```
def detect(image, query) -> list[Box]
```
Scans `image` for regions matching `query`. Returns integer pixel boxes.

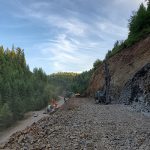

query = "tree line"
[0,46,97,130]
[70,70,93,95]
[48,60,103,96]
[48,72,78,95]
[0,47,57,129]
[106,0,150,58]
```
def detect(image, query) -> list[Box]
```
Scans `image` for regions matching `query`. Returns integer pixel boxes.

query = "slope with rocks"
[1,98,150,150]
[119,63,150,112]
[87,36,150,102]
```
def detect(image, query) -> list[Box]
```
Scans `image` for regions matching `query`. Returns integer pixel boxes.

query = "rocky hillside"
[88,36,150,102]
[1,98,150,150]
[119,63,150,112]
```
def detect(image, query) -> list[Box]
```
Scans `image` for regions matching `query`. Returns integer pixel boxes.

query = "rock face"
[119,63,150,112]
[88,36,150,102]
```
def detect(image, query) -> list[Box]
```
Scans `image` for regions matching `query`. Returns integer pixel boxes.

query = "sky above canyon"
[0,0,146,73]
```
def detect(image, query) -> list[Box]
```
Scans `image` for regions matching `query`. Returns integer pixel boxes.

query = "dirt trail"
[0,98,64,145]
[1,98,150,150]
[0,109,49,144]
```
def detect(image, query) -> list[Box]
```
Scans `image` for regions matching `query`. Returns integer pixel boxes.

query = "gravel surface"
[0,98,64,145]
[1,98,150,150]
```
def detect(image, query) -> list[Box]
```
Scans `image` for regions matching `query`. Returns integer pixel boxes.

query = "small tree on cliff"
[146,0,150,28]
[93,59,102,70]
[128,3,147,38]
[147,0,150,10]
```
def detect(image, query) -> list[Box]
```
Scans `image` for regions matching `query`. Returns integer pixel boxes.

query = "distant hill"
[48,72,78,94]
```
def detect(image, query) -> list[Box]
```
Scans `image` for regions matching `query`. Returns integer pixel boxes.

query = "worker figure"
[47,99,58,113]
[64,97,67,103]
[47,104,52,112]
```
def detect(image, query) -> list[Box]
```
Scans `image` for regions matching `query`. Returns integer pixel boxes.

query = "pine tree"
[0,46,58,129]
[136,4,147,31]
[147,0,150,11]
[0,46,4,56]
[146,0,150,29]
[129,4,147,36]
[128,3,148,44]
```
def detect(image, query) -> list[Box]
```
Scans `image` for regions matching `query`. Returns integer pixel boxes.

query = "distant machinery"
[94,60,111,104]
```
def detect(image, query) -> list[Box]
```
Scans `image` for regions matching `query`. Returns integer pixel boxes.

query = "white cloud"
[96,21,128,39]
[8,0,146,73]
[14,4,87,37]
[30,32,105,73]
[47,16,87,36]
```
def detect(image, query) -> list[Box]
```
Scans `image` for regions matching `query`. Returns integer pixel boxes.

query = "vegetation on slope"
[71,1,150,98]
[0,48,96,129]
[1,0,149,130]
[0,47,57,129]
[71,70,93,95]
[48,71,94,96]
[48,72,78,95]
[48,59,103,96]
[106,0,150,58]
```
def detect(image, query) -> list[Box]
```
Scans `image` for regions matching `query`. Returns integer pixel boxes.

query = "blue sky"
[0,0,146,74]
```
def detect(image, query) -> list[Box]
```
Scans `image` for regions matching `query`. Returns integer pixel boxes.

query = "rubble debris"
[119,63,150,112]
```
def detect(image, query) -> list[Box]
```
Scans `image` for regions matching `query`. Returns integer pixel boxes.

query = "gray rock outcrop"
[119,63,150,112]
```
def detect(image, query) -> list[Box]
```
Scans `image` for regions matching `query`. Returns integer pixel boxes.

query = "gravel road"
[0,98,64,145]
[1,98,150,150]
[0,109,49,144]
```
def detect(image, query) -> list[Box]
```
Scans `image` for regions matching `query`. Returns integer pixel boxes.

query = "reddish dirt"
[88,36,150,99]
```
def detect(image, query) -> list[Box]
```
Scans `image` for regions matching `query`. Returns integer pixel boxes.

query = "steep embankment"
[88,36,150,101]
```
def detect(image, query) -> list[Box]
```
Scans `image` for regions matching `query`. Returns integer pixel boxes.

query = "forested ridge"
[0,47,57,129]
[106,0,150,58]
[0,47,94,129]
[71,70,93,95]
[49,72,78,95]
[48,70,94,96]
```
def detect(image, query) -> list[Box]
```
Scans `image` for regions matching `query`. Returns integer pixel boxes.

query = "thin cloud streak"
[0,0,146,73]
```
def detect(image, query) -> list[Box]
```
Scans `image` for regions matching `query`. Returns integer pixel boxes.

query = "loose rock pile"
[1,98,150,150]
[119,63,150,112]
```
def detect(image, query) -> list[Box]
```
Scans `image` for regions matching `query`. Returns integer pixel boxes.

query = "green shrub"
[0,103,13,129]
[105,2,150,59]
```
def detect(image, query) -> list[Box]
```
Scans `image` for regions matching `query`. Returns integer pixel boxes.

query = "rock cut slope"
[88,36,150,102]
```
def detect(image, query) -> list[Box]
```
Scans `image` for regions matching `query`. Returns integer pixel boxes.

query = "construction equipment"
[95,60,111,104]
[95,90,106,104]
